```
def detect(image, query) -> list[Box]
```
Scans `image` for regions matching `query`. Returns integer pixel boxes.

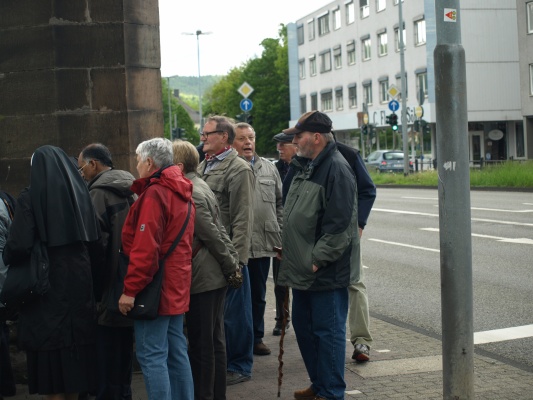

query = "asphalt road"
[362,187,533,370]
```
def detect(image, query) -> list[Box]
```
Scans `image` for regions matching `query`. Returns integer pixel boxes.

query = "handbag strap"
[161,200,192,262]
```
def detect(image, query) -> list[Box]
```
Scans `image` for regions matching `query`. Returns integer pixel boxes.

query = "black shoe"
[272,320,290,336]
[226,371,251,385]
[253,341,271,355]
[352,344,370,362]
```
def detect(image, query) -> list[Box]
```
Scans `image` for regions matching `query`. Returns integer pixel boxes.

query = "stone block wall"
[0,0,163,194]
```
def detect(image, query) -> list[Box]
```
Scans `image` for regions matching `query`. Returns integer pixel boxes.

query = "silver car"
[364,150,392,172]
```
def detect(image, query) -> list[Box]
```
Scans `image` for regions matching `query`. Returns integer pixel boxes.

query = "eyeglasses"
[78,163,89,173]
[200,130,224,138]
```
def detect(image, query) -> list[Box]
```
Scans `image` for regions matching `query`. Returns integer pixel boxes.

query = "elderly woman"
[3,145,101,400]
[172,140,241,400]
[118,138,195,400]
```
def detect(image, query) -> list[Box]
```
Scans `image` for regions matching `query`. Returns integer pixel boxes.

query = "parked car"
[378,151,414,173]
[364,149,392,172]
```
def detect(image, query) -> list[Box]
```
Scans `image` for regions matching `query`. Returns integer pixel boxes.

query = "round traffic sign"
[240,99,253,112]
[363,114,369,124]
[388,100,399,112]
[415,106,424,118]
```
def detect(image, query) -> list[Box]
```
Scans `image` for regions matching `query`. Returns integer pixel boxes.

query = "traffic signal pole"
[434,2,474,399]
[398,0,409,175]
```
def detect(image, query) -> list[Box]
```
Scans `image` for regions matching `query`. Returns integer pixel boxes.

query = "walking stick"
[277,286,290,397]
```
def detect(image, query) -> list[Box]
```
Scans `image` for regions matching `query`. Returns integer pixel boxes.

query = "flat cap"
[282,110,332,135]
[273,132,294,143]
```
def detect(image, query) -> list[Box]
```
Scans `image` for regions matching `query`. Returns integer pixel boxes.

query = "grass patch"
[369,161,533,188]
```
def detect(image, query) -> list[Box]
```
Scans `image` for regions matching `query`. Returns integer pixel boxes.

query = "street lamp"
[183,30,212,128]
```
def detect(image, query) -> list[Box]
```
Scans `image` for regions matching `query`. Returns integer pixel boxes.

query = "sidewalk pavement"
[9,278,533,399]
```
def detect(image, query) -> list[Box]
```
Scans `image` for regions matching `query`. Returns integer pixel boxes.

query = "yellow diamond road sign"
[238,82,254,98]
[387,85,400,99]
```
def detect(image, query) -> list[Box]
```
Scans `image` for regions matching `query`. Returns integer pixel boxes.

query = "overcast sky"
[158,0,330,77]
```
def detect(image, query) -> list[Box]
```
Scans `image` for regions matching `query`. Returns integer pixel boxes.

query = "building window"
[320,50,332,73]
[379,79,389,103]
[528,2,533,33]
[309,55,317,76]
[333,46,342,69]
[363,82,373,105]
[378,32,388,56]
[395,26,406,51]
[530,64,533,95]
[414,19,426,46]
[360,0,369,19]
[346,1,355,24]
[300,95,307,114]
[347,41,356,65]
[299,59,305,79]
[321,91,333,112]
[333,8,341,30]
[362,37,371,61]
[393,0,404,4]
[348,84,357,108]
[335,88,344,110]
[308,19,315,41]
[297,24,304,45]
[318,12,330,36]
[516,124,525,158]
[376,0,386,12]
[311,93,318,110]
[396,73,407,100]
[416,71,428,101]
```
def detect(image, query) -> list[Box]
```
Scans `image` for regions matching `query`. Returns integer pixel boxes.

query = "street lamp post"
[183,30,212,128]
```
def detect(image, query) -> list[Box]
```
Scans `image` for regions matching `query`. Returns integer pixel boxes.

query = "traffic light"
[414,120,420,131]
[423,122,431,136]
[247,115,254,125]
[361,124,368,135]
[178,128,185,138]
[171,127,186,140]
[389,113,398,131]
[171,128,177,140]
[236,114,245,122]
[368,124,375,138]
[385,115,391,125]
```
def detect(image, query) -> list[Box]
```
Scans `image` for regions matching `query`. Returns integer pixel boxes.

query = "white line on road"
[368,238,440,253]
[401,196,438,201]
[421,228,533,245]
[474,325,533,344]
[373,208,533,227]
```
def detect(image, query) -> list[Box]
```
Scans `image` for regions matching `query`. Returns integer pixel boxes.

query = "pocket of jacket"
[259,179,275,203]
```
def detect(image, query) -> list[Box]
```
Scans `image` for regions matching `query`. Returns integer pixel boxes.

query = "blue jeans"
[224,265,253,376]
[292,288,348,400]
[134,314,193,400]
[248,257,270,343]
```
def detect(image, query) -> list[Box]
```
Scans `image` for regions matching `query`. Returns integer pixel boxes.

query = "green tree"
[203,25,290,155]
[161,78,199,143]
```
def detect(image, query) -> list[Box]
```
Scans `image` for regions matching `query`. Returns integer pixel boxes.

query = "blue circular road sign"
[240,99,253,112]
[388,100,399,112]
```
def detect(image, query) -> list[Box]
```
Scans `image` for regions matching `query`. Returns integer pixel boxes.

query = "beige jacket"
[197,149,254,264]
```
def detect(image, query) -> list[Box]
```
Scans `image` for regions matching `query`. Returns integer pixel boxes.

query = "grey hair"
[136,138,174,168]
[322,132,334,143]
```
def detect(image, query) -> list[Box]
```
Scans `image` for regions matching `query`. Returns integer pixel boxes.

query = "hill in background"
[167,75,221,97]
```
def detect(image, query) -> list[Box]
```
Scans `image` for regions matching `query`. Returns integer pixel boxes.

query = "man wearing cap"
[271,132,297,336]
[277,111,359,400]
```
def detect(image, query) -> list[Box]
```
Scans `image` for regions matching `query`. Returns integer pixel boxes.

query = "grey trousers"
[348,250,373,348]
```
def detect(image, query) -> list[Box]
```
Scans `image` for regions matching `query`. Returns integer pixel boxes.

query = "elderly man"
[197,115,255,385]
[232,123,282,355]
[271,132,297,335]
[277,111,359,400]
[78,143,137,400]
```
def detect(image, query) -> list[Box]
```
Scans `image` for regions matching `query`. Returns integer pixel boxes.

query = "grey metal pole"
[167,77,172,136]
[196,30,203,128]
[434,2,474,399]
[398,0,408,175]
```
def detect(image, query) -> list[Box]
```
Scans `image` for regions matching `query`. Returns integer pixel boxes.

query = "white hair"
[136,138,174,168]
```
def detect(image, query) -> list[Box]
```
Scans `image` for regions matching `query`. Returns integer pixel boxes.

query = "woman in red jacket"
[118,138,195,400]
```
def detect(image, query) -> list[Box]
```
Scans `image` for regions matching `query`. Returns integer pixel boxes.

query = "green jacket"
[249,156,283,259]
[187,172,239,294]
[278,141,360,291]
[198,149,254,264]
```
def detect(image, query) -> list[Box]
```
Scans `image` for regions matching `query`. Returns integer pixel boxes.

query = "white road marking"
[471,207,533,213]
[401,196,438,201]
[474,325,533,344]
[368,239,440,253]
[421,228,533,245]
[373,208,533,227]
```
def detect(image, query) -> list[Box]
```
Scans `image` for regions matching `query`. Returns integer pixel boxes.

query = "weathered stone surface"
[89,0,124,22]
[124,0,160,25]
[0,27,54,72]
[125,67,162,111]
[53,0,87,22]
[91,68,128,111]
[124,24,161,68]
[0,0,51,29]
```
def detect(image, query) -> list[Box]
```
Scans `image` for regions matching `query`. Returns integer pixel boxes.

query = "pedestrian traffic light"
[423,122,431,136]
[236,114,245,122]
[247,115,254,125]
[361,124,368,135]
[385,115,391,125]
[389,113,398,131]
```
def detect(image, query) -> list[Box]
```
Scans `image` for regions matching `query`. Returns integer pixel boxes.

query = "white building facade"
[287,0,531,162]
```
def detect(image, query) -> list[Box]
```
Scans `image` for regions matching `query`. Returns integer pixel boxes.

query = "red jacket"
[121,165,195,316]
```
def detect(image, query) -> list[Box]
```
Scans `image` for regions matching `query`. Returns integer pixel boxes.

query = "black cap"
[283,110,332,134]
[273,132,294,143]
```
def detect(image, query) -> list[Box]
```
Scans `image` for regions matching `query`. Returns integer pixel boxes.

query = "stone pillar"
[0,0,163,194]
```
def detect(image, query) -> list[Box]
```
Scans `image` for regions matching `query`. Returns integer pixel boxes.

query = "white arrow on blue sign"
[388,100,399,112]
[240,99,253,112]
